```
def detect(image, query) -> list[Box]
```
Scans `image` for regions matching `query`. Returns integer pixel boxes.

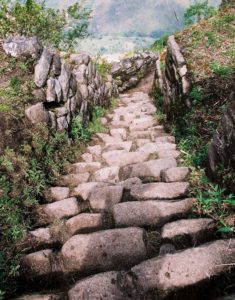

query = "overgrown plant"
[0,0,91,50]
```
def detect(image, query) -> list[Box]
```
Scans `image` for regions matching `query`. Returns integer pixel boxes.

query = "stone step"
[112,198,195,228]
[130,182,190,200]
[58,173,90,187]
[25,213,105,249]
[61,227,147,274]
[102,150,150,167]
[161,167,190,182]
[102,141,133,152]
[161,218,216,248]
[71,182,111,200]
[67,162,101,174]
[110,128,127,140]
[96,133,122,144]
[88,185,124,211]
[16,293,64,300]
[137,142,177,157]
[44,187,70,202]
[35,197,89,225]
[22,228,147,279]
[120,239,235,298]
[120,158,177,181]
[92,166,120,183]
[68,271,127,300]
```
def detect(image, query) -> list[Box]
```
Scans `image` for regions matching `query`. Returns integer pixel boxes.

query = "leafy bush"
[184,0,216,26]
[0,0,91,49]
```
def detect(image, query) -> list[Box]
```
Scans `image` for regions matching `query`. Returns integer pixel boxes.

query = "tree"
[0,0,91,49]
[184,0,216,26]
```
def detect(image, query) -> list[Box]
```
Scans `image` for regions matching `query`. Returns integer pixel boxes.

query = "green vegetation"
[94,58,112,80]
[184,0,216,26]
[210,61,233,78]
[0,0,91,49]
[150,34,169,52]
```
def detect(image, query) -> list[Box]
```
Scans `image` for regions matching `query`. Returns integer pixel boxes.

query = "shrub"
[184,1,216,26]
[0,0,91,50]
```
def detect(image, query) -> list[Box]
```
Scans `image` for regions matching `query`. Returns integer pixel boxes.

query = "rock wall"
[3,36,118,132]
[208,89,235,191]
[111,52,158,92]
[153,35,191,118]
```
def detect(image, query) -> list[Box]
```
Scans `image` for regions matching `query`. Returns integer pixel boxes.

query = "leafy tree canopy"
[0,0,92,50]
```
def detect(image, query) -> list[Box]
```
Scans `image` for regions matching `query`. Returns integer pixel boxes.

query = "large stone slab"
[113,198,195,228]
[103,151,150,167]
[88,186,124,211]
[102,141,132,152]
[130,182,190,200]
[125,239,235,297]
[120,158,177,181]
[35,49,53,87]
[68,272,127,300]
[59,173,90,187]
[61,228,147,273]
[161,218,216,247]
[71,182,111,200]
[44,187,70,202]
[161,167,190,183]
[138,142,176,156]
[68,162,101,174]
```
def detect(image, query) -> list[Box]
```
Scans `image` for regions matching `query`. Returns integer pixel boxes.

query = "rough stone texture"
[22,249,53,277]
[103,151,150,167]
[25,103,49,124]
[35,49,53,87]
[71,182,111,200]
[44,187,70,202]
[88,186,123,211]
[208,90,235,192]
[161,167,190,183]
[161,218,216,247]
[111,52,158,92]
[3,36,43,58]
[66,213,103,235]
[126,239,235,297]
[103,141,132,152]
[120,158,177,181]
[61,228,147,273]
[130,182,189,200]
[118,177,142,189]
[59,173,90,187]
[68,272,127,300]
[113,198,195,228]
[68,162,101,174]
[36,197,82,224]
[16,295,63,300]
[92,166,120,183]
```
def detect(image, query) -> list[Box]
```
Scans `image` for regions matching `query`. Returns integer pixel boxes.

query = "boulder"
[44,187,70,202]
[25,103,49,124]
[3,36,43,58]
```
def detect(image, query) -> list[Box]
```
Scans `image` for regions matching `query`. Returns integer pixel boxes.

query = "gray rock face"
[35,49,53,87]
[46,78,56,102]
[44,187,70,202]
[58,63,71,101]
[68,272,127,300]
[25,103,49,124]
[61,227,147,273]
[3,36,43,58]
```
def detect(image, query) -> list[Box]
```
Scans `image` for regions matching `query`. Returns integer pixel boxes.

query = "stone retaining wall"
[153,35,191,117]
[3,36,118,132]
[111,52,158,92]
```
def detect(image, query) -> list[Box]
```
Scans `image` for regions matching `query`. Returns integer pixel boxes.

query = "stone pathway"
[17,92,235,300]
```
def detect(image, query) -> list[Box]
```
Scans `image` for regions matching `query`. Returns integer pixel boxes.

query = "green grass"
[210,60,233,78]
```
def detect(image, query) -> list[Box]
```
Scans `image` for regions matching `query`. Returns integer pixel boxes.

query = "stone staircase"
[16,92,235,300]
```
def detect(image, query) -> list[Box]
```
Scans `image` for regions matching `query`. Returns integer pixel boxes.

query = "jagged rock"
[68,271,128,300]
[161,167,190,182]
[44,187,70,202]
[3,36,43,58]
[35,49,53,87]
[88,186,124,211]
[59,63,71,101]
[54,107,69,117]
[130,182,189,200]
[46,78,56,102]
[113,198,195,228]
[120,158,177,181]
[161,218,216,247]
[61,228,147,273]
[54,79,62,102]
[125,239,235,297]
[57,116,68,131]
[25,103,49,124]
[52,54,62,76]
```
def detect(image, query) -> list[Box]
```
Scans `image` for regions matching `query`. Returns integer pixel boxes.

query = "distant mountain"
[45,0,221,54]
